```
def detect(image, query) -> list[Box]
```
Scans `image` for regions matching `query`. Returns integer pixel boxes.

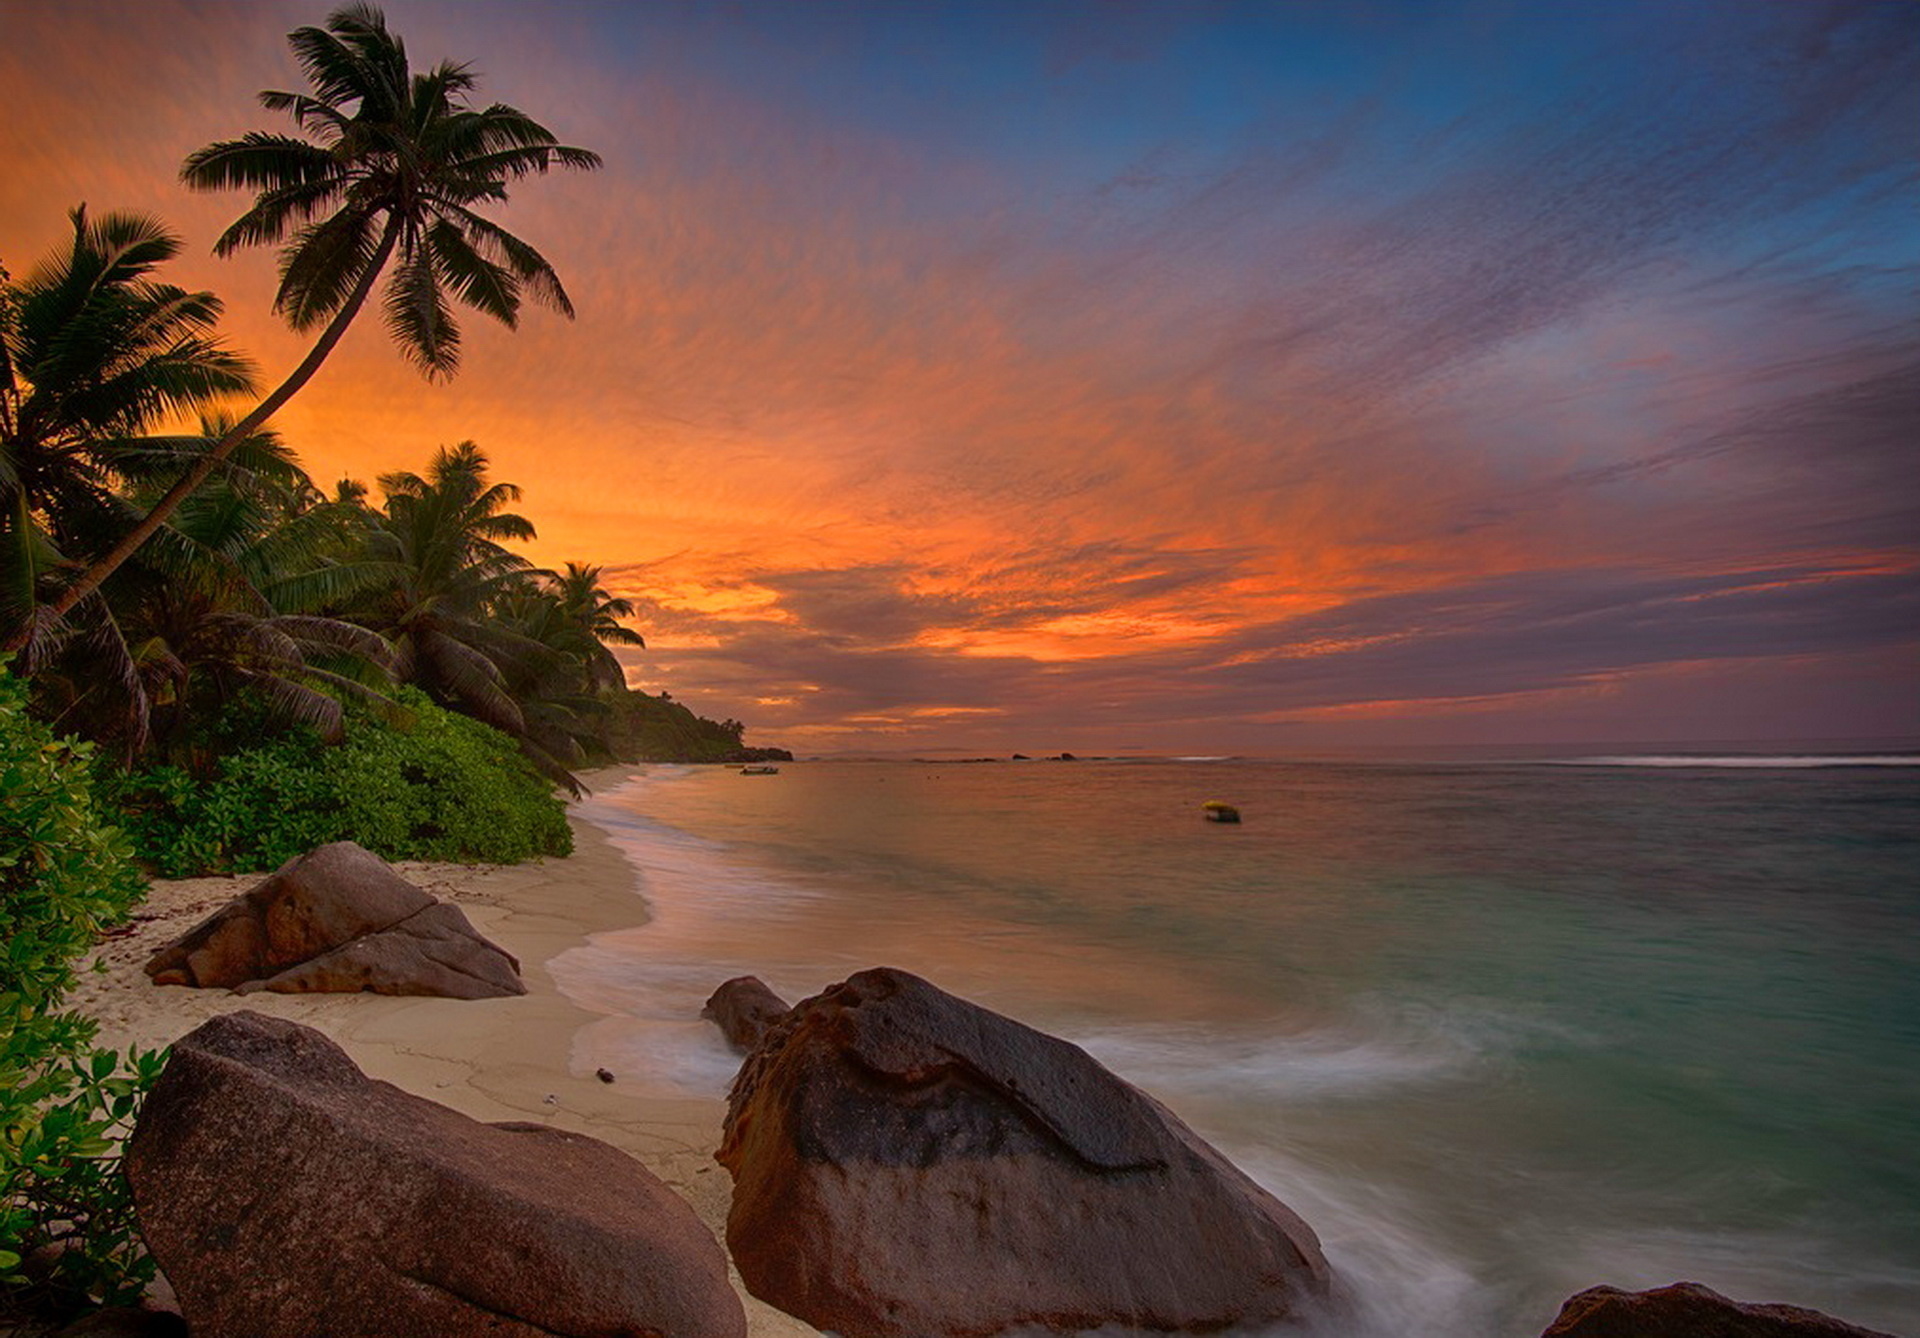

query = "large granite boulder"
[716,967,1331,1338]
[1542,1282,1898,1337]
[144,841,523,998]
[701,976,791,1053]
[128,1011,746,1338]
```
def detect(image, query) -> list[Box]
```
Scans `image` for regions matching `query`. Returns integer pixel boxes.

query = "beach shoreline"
[74,766,822,1337]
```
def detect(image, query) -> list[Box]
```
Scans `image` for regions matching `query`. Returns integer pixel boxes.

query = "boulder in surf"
[1541,1282,1898,1338]
[716,966,1330,1337]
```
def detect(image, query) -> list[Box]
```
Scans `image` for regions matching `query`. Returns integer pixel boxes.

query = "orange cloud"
[5,1,1915,750]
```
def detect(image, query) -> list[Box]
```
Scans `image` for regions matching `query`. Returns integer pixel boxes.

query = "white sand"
[72,769,822,1337]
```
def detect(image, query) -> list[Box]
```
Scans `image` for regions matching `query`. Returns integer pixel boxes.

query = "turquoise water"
[554,756,1920,1337]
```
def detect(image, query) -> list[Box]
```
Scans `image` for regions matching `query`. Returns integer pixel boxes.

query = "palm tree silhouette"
[362,440,541,746]
[22,3,599,646]
[550,561,644,693]
[2,207,254,674]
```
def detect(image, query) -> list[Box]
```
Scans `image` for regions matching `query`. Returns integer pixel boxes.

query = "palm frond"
[183,133,340,201]
[287,8,392,113]
[439,206,575,316]
[417,628,522,733]
[248,672,347,742]
[268,613,396,669]
[262,557,407,613]
[209,176,349,255]
[257,90,355,140]
[381,246,459,377]
[426,219,519,327]
[277,207,382,329]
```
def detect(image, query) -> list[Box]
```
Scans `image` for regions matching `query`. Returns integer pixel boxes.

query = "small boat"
[1201,800,1241,824]
[739,764,780,775]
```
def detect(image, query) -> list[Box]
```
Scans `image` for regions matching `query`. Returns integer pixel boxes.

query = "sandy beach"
[71,767,822,1337]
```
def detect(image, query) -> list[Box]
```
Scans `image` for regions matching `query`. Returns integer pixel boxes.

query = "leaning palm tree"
[1,206,254,686]
[27,1,599,643]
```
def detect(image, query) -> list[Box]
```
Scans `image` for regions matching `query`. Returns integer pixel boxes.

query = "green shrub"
[108,688,572,876]
[0,663,162,1318]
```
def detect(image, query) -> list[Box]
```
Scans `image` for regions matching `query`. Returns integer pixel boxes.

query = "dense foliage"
[0,9,784,1327]
[3,241,779,873]
[0,666,162,1318]
[1,8,779,844]
[106,690,573,876]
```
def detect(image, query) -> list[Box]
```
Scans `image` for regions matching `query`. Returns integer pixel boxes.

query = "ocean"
[551,754,1920,1337]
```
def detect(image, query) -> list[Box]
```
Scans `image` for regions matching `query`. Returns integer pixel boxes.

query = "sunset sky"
[3,0,1915,754]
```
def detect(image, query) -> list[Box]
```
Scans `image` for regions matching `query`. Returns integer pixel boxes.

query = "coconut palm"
[548,561,643,693]
[1,207,254,687]
[357,440,546,741]
[125,423,401,754]
[28,2,599,644]
[38,418,397,761]
[488,581,614,769]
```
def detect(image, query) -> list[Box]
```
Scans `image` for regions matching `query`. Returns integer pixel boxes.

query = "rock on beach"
[701,975,792,1053]
[143,840,524,998]
[128,1010,746,1338]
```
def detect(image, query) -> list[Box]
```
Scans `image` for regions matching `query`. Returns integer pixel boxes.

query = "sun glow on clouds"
[3,0,1916,749]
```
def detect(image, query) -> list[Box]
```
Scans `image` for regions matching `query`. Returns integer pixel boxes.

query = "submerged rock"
[701,975,791,1053]
[717,966,1330,1338]
[144,841,523,998]
[1542,1282,1898,1337]
[128,1011,745,1338]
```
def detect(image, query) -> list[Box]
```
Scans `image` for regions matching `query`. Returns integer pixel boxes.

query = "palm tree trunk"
[4,218,400,654]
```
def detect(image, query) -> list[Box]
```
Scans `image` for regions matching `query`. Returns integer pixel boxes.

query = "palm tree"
[1,207,254,675]
[489,581,612,769]
[115,422,400,759]
[548,561,643,693]
[23,2,599,646]
[30,416,397,761]
[357,440,545,742]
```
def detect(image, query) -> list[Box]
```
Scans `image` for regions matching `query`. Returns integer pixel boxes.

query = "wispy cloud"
[3,0,1914,747]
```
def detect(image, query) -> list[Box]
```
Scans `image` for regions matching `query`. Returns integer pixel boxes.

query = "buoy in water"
[1201,801,1241,824]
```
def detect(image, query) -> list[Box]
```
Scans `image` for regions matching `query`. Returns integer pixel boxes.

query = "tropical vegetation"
[2,2,780,852]
[0,664,163,1320]
[26,0,602,640]
[3,229,774,861]
[1,4,782,1322]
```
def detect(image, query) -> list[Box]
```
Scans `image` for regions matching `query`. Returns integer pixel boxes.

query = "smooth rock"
[144,841,523,998]
[239,900,525,998]
[717,967,1330,1338]
[128,1011,746,1338]
[701,976,791,1053]
[1542,1283,1899,1337]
